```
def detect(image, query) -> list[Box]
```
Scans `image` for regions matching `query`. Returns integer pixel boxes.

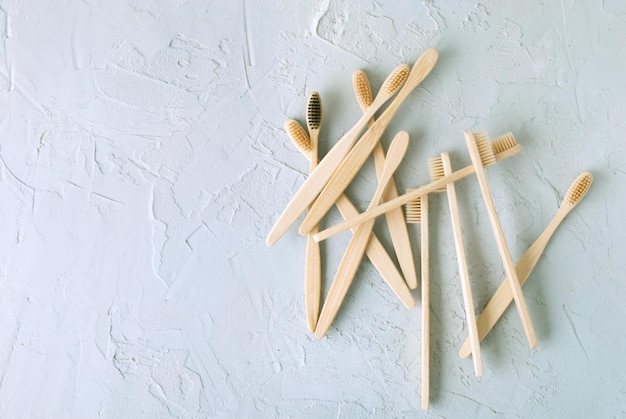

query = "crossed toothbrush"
[271,47,593,411]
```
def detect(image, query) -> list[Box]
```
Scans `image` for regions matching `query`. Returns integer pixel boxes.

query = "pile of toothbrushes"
[265,47,592,409]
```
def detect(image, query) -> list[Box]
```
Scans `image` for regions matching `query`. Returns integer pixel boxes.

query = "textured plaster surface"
[0,0,624,417]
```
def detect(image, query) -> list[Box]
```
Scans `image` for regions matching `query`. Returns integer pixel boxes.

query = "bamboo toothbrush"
[285,120,415,310]
[299,48,439,236]
[405,194,430,409]
[313,139,523,242]
[266,63,411,246]
[303,92,323,332]
[465,131,537,349]
[429,152,483,376]
[459,171,593,358]
[315,131,410,339]
[353,69,418,289]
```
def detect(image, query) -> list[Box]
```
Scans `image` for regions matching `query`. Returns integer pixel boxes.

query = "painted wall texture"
[0,0,624,417]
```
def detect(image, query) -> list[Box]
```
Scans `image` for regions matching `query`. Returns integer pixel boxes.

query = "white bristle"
[473,131,496,167]
[492,132,518,155]
[405,192,422,224]
[428,156,446,192]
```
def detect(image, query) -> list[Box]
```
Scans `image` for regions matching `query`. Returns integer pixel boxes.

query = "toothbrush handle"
[298,150,414,333]
[297,159,414,312]
[314,218,376,339]
[266,129,356,246]
[353,72,417,290]
[465,133,538,349]
[313,145,523,243]
[420,194,430,410]
[363,114,417,290]
[304,228,321,333]
[458,212,567,358]
[442,153,483,376]
[334,195,415,309]
[305,139,322,333]
[301,121,387,235]
[315,132,411,338]
[372,137,418,290]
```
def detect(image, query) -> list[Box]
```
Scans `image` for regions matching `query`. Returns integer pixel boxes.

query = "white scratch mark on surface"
[7,63,14,91]
[73,337,83,407]
[71,27,83,70]
[242,0,256,66]
[149,185,170,289]
[562,304,590,361]
[446,390,505,416]
[560,0,574,68]
[5,11,12,38]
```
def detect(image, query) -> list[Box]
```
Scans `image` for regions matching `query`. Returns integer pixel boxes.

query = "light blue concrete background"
[0,0,624,417]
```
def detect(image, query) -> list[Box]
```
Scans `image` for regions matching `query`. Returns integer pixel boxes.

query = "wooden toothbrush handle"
[372,143,418,289]
[361,94,417,290]
[312,146,523,243]
[298,150,413,334]
[266,132,355,246]
[420,194,430,410]
[314,131,410,338]
[458,213,566,358]
[301,122,387,235]
[465,133,538,349]
[314,219,377,339]
[298,149,413,310]
[334,195,415,309]
[305,136,322,333]
[441,153,483,376]
[304,228,321,332]
[313,164,477,242]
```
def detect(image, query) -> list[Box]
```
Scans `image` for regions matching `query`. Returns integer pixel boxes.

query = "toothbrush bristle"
[473,131,496,167]
[306,92,322,130]
[565,172,592,206]
[492,132,518,155]
[285,119,311,154]
[383,64,410,95]
[428,156,446,192]
[405,193,422,224]
[353,70,373,108]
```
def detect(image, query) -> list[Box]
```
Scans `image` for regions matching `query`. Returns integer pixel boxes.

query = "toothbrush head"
[491,132,517,155]
[565,171,593,207]
[382,64,410,96]
[405,193,422,224]
[428,155,447,193]
[306,91,322,131]
[285,119,311,156]
[353,70,373,109]
[473,131,496,167]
